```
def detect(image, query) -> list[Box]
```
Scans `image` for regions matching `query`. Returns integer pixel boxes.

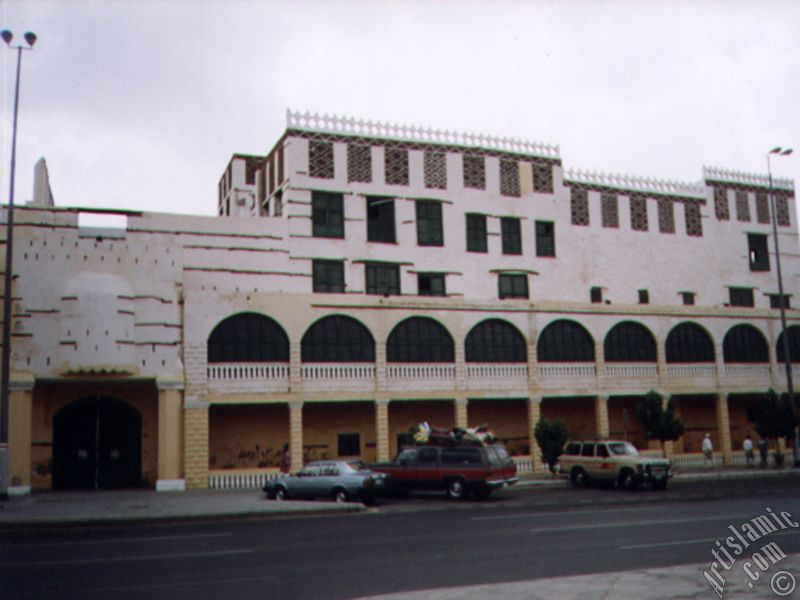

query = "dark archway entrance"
[52,397,142,490]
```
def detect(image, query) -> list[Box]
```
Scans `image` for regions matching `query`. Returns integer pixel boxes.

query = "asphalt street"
[2,475,799,600]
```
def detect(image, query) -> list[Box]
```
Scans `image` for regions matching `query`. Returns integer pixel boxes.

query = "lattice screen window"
[309,140,334,179]
[424,150,447,189]
[384,146,409,186]
[685,202,703,237]
[532,163,554,193]
[500,159,521,197]
[601,193,619,228]
[776,194,791,226]
[755,192,770,224]
[714,186,730,220]
[630,196,648,231]
[463,154,486,190]
[657,199,675,234]
[735,190,750,222]
[348,143,373,183]
[571,188,589,226]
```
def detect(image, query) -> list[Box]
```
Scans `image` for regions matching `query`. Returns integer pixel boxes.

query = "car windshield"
[608,442,639,456]
[344,460,367,473]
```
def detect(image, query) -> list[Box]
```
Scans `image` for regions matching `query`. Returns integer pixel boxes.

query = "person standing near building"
[758,436,768,468]
[702,433,714,468]
[743,435,754,467]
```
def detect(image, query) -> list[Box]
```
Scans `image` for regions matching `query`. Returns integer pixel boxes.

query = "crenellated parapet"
[704,165,794,192]
[286,108,561,159]
[564,168,705,199]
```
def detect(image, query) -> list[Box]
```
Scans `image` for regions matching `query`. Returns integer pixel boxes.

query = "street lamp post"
[0,30,36,499]
[766,146,798,467]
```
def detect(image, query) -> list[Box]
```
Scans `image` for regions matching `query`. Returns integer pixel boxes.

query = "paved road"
[2,475,799,599]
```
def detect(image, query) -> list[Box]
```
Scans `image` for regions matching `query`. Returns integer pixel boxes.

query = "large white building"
[5,110,798,494]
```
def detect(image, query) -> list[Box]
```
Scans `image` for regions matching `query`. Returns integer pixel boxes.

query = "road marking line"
[528,514,749,534]
[1,532,233,549]
[620,529,800,550]
[1,548,253,567]
[471,505,667,521]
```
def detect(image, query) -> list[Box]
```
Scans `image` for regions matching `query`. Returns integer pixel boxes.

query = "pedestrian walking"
[743,435,754,467]
[702,433,714,468]
[758,437,768,468]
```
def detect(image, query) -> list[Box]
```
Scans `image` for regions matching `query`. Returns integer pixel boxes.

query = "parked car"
[263,460,389,504]
[558,440,672,490]
[371,443,518,499]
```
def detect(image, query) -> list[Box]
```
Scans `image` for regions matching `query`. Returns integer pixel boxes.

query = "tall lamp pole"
[0,30,36,499]
[766,146,798,467]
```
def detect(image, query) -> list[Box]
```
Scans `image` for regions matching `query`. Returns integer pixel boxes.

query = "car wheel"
[446,479,466,500]
[275,487,289,501]
[571,467,587,487]
[619,470,638,491]
[332,488,349,503]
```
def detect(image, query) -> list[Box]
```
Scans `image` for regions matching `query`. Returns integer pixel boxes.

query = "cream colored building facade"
[5,111,799,493]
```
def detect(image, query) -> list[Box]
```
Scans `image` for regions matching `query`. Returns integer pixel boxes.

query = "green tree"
[754,389,797,463]
[534,416,568,474]
[635,391,684,454]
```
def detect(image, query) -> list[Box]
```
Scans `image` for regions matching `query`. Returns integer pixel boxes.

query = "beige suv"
[558,440,672,490]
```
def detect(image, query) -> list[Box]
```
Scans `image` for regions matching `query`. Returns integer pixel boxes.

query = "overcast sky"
[2,0,798,217]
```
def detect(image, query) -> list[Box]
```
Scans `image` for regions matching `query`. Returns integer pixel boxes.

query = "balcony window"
[501,217,522,255]
[498,273,528,299]
[365,262,400,296]
[729,287,754,308]
[312,191,344,238]
[535,221,555,257]
[466,213,487,253]
[367,197,396,243]
[748,233,770,272]
[312,259,345,293]
[416,200,443,247]
[418,272,446,297]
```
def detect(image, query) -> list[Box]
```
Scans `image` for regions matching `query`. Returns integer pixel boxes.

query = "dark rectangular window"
[748,233,770,271]
[535,221,555,257]
[729,287,754,307]
[638,289,649,304]
[312,191,344,238]
[681,292,695,306]
[416,200,443,246]
[312,259,345,293]
[338,433,360,457]
[466,213,488,253]
[367,197,396,243]
[590,287,603,303]
[418,273,446,296]
[501,217,522,255]
[365,263,400,296]
[769,294,791,309]
[499,274,528,299]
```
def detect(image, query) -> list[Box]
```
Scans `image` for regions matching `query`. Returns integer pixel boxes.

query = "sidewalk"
[0,487,362,528]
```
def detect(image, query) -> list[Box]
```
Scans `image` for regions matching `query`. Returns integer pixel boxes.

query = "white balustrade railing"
[208,362,289,380]
[665,364,717,379]
[302,363,376,380]
[537,363,597,379]
[723,364,772,380]
[209,469,280,490]
[465,363,528,379]
[605,363,659,378]
[512,455,533,474]
[386,363,456,380]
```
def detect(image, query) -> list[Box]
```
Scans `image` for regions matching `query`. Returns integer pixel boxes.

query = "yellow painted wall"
[303,401,376,464]
[467,399,529,455]
[608,396,648,448]
[209,403,289,469]
[31,381,159,490]
[673,395,717,453]
[727,394,763,450]
[542,397,595,439]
